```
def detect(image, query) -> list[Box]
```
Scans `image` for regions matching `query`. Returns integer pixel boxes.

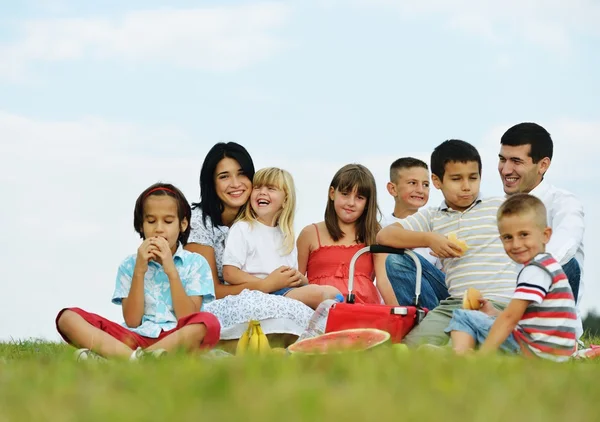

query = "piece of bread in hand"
[448,232,469,255]
[462,287,483,310]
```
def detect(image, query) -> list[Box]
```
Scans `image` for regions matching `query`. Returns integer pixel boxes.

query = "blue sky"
[1,0,599,340]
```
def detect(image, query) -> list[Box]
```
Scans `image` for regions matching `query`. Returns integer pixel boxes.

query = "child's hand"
[295,271,309,286]
[479,298,500,317]
[148,236,175,269]
[136,238,156,270]
[428,233,463,258]
[266,266,303,291]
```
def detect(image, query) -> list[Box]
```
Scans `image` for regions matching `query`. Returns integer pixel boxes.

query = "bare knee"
[185,323,208,343]
[450,332,476,355]
[322,286,342,300]
[57,310,80,333]
[307,285,340,308]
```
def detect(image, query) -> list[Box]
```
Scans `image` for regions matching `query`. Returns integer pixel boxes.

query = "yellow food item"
[236,320,272,355]
[248,323,260,353]
[256,323,271,354]
[448,232,469,254]
[235,324,251,356]
[462,288,483,310]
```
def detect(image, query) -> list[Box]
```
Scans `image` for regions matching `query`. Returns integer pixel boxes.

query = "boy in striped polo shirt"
[446,194,577,361]
[376,140,518,346]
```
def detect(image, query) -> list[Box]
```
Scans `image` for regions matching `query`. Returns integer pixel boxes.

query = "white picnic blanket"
[204,289,314,340]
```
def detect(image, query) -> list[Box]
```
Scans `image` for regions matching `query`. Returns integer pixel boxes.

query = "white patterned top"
[188,207,229,282]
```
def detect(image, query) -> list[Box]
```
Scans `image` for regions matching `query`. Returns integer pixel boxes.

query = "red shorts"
[56,307,221,350]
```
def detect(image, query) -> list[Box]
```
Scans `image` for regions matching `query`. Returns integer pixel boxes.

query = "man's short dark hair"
[500,122,553,163]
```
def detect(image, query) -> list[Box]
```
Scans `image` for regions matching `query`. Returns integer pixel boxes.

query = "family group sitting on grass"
[55,122,586,362]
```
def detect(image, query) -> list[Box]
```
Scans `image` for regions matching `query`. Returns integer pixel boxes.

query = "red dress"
[306,224,382,304]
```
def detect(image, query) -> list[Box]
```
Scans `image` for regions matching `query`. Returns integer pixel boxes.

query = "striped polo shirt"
[512,253,577,362]
[398,196,518,303]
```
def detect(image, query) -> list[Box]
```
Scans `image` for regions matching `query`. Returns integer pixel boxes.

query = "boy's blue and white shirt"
[112,245,215,338]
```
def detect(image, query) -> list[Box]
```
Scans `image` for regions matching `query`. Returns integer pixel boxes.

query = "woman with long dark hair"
[185,142,300,297]
[185,142,313,345]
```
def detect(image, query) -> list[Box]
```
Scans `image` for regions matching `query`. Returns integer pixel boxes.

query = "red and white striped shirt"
[512,253,577,361]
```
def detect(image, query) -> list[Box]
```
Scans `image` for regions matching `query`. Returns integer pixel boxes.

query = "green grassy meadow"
[1,339,599,422]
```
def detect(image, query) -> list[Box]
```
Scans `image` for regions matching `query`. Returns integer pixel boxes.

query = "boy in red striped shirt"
[445,193,577,361]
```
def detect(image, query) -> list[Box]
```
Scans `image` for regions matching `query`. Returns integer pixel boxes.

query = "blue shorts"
[445,309,521,354]
[271,287,293,296]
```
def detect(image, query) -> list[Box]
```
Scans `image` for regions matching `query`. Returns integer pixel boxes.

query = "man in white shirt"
[498,122,585,326]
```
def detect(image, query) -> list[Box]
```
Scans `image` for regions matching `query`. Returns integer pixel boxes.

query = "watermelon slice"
[288,328,391,355]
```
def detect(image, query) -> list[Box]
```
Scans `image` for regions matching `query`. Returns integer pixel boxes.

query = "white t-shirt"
[529,180,585,303]
[222,220,297,279]
[380,213,438,266]
[512,265,551,304]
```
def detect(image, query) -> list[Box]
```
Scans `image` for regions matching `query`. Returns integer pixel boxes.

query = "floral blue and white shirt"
[112,245,215,338]
[188,208,229,282]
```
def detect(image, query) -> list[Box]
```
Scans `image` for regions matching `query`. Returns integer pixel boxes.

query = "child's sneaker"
[129,347,167,361]
[572,345,600,360]
[74,348,106,362]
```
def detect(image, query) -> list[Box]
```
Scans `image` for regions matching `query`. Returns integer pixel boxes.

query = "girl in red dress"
[297,164,386,304]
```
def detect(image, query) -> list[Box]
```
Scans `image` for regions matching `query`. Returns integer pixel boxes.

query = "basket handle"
[346,245,422,308]
[369,245,407,255]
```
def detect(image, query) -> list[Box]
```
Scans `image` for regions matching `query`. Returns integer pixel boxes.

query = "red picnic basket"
[324,245,427,343]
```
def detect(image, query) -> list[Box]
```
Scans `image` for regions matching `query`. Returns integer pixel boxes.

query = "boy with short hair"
[376,139,518,346]
[383,157,430,223]
[381,157,435,265]
[446,194,577,361]
[375,157,436,306]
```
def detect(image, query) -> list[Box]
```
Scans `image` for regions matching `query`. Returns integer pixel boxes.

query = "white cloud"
[446,13,497,42]
[349,0,600,52]
[0,3,290,80]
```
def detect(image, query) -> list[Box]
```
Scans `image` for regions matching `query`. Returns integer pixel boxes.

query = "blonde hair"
[497,193,548,228]
[240,167,296,255]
